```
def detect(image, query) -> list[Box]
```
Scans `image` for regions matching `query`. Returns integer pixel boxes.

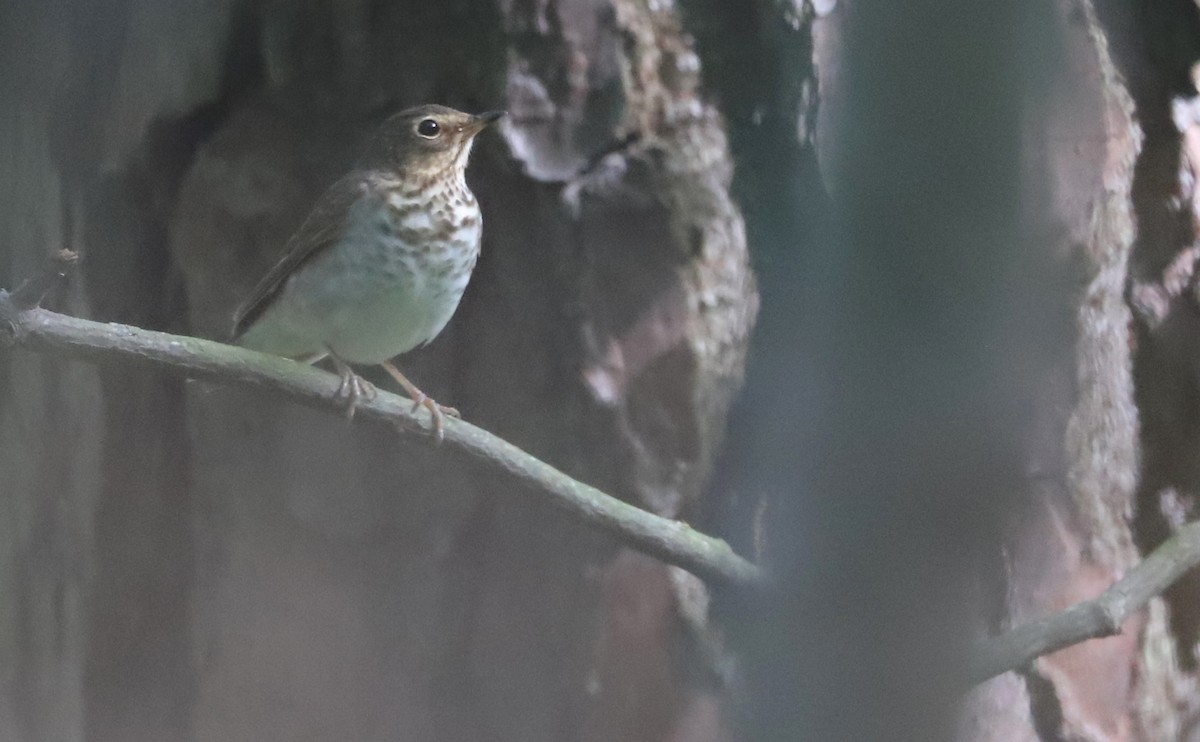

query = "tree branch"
[0,289,762,590]
[970,519,1200,684]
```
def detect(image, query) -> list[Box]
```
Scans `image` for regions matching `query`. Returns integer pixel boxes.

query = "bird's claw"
[379,361,458,443]
[334,371,377,419]
[406,392,458,443]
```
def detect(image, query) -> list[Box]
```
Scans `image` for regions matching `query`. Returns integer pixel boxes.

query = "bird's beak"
[465,110,506,135]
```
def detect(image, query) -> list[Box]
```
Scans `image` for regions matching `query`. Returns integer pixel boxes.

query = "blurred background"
[4,0,1200,740]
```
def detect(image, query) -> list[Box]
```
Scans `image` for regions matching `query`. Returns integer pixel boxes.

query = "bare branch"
[970,519,1200,684]
[7,249,79,310]
[0,292,763,589]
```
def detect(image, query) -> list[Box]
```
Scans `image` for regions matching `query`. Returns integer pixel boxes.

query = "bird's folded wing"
[231,172,371,340]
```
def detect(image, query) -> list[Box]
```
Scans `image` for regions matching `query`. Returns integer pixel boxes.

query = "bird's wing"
[231,172,372,340]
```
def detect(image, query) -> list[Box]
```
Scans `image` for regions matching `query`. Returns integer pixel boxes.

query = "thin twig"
[9,249,79,309]
[0,293,763,589]
[970,519,1200,684]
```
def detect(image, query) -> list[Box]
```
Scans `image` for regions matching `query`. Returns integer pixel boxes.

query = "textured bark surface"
[958,0,1200,740]
[0,0,755,740]
[954,0,1144,738]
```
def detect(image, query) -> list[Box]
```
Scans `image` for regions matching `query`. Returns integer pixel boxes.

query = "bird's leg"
[327,352,376,419]
[380,361,459,442]
[295,351,329,366]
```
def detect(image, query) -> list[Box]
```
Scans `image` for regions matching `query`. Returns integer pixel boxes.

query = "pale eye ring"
[416,119,440,138]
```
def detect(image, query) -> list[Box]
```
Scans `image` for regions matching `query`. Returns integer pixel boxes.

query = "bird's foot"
[330,356,376,419]
[381,360,458,443]
[407,391,460,444]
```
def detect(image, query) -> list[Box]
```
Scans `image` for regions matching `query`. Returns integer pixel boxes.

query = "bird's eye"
[416,119,440,138]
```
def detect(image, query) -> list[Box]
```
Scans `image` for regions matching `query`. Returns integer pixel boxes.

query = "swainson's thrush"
[232,104,503,440]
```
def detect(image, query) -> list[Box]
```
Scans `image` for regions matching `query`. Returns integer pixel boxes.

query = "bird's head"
[368,104,504,181]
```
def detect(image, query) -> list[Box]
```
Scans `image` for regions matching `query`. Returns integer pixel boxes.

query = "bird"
[231,104,503,441]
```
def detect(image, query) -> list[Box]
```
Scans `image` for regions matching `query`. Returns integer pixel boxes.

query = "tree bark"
[956,0,1200,739]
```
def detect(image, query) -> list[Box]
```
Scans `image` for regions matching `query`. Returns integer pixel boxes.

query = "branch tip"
[9,248,80,310]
